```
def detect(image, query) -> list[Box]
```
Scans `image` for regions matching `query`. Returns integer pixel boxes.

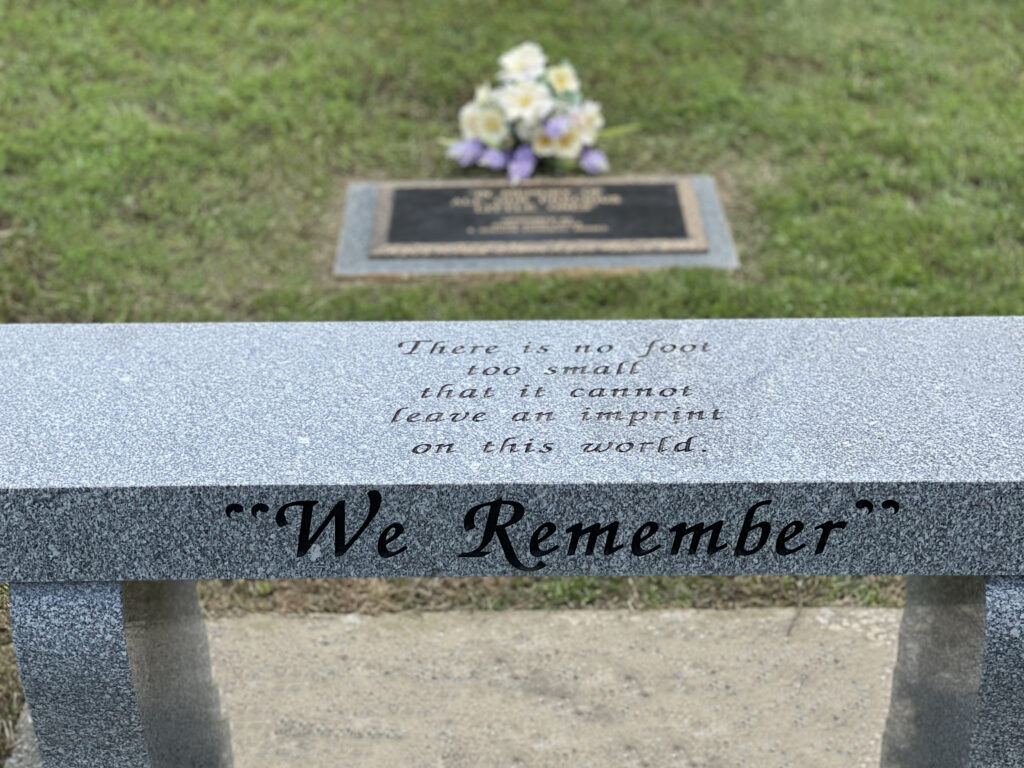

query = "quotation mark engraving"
[225,503,269,518]
[856,499,900,514]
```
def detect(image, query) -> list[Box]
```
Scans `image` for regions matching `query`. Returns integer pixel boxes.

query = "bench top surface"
[0,316,1021,489]
[1,317,1023,580]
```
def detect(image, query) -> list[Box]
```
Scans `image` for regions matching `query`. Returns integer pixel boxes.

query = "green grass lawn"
[0,0,1021,756]
[1,0,1021,323]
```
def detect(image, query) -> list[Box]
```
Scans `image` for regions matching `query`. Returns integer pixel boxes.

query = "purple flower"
[543,114,572,139]
[579,147,609,174]
[507,145,537,185]
[478,147,511,171]
[447,138,485,168]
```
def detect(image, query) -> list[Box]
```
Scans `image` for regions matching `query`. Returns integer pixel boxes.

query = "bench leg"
[9,581,232,768]
[881,576,1024,768]
[967,577,1024,766]
[880,576,986,768]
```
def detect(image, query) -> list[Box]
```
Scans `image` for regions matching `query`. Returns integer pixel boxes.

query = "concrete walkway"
[9,608,902,767]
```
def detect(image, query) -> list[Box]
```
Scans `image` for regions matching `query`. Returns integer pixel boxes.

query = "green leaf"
[599,123,643,140]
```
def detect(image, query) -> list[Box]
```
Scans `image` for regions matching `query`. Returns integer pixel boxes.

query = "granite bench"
[1,317,1022,767]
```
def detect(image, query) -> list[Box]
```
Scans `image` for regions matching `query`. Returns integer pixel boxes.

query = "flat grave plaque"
[333,175,738,276]
[370,178,707,258]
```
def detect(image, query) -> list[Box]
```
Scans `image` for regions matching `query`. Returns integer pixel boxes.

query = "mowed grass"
[0,0,1021,756]
[1,1,1021,322]
[198,575,904,616]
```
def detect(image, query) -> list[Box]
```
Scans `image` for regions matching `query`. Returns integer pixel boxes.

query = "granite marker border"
[332,175,738,275]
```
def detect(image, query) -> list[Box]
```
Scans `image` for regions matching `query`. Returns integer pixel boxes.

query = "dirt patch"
[0,575,903,762]
[208,608,901,767]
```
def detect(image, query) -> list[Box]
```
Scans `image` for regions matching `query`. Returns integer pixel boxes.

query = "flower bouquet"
[447,41,610,185]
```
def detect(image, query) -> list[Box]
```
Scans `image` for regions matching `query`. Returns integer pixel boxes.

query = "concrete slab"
[204,608,900,768]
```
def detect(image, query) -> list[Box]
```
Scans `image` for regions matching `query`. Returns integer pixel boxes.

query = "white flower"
[572,100,605,145]
[552,126,583,160]
[474,82,494,104]
[458,101,483,140]
[476,104,510,148]
[546,62,580,94]
[460,80,509,143]
[498,80,554,124]
[532,133,557,157]
[515,118,542,143]
[498,41,547,83]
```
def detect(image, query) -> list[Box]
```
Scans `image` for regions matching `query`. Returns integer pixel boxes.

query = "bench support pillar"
[882,576,1024,768]
[967,577,1024,766]
[9,581,232,768]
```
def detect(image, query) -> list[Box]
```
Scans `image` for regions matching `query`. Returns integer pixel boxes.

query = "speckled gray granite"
[9,581,231,768]
[3,318,1024,767]
[9,583,150,767]
[968,577,1024,766]
[1,316,1023,580]
[332,175,738,275]
[881,577,986,767]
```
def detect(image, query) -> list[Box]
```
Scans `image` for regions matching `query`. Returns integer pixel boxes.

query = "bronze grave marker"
[370,177,708,258]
